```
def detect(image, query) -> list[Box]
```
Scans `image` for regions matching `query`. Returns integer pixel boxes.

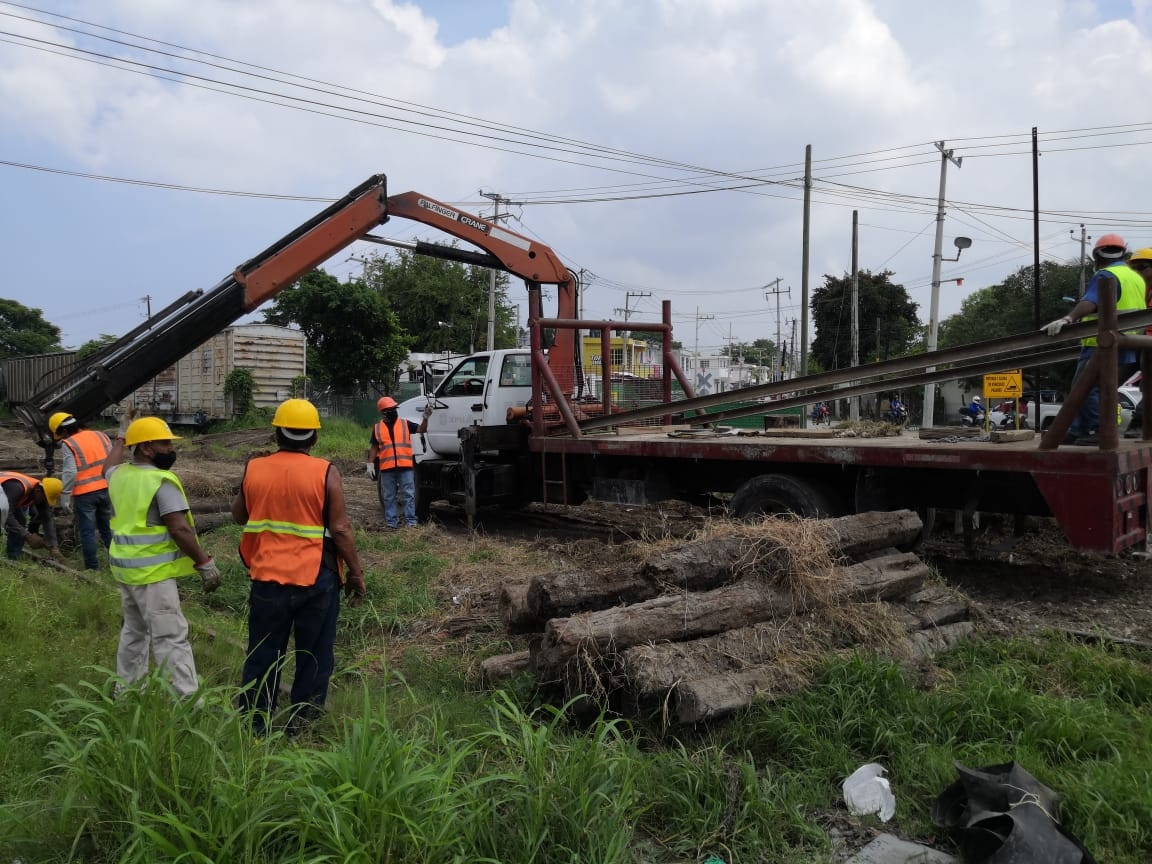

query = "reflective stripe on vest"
[108,464,195,585]
[0,471,38,507]
[374,418,414,470]
[63,429,112,495]
[1081,264,1146,347]
[238,450,332,587]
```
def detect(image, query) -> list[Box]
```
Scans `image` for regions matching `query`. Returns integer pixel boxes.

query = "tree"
[939,261,1080,347]
[810,270,920,371]
[939,261,1082,391]
[264,269,410,393]
[76,334,119,360]
[360,249,517,353]
[0,299,62,358]
[721,338,777,365]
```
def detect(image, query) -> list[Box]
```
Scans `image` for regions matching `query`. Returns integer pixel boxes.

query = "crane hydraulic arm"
[16,174,574,460]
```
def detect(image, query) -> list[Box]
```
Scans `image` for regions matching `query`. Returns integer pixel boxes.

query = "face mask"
[152,451,178,471]
[383,410,398,423]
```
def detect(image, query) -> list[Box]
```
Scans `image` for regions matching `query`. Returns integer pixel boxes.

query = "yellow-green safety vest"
[1081,264,1146,347]
[108,464,196,586]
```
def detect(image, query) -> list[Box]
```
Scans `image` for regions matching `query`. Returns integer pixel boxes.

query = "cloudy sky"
[3,0,1152,358]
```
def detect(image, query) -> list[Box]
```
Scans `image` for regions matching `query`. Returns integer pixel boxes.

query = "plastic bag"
[842,762,896,822]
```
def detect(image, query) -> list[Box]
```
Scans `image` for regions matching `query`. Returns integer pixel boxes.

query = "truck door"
[422,352,532,457]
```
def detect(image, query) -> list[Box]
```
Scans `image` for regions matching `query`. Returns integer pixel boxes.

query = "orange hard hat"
[377,396,398,411]
[1094,233,1127,259]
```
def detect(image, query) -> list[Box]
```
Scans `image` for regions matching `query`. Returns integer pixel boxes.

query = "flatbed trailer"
[521,426,1151,554]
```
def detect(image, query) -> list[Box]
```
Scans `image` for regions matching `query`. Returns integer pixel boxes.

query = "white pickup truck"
[397,349,536,516]
[399,349,532,460]
[990,389,1138,432]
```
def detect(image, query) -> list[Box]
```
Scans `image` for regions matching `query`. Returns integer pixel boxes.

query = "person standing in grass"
[232,398,366,736]
[367,396,431,528]
[48,411,114,570]
[105,416,222,698]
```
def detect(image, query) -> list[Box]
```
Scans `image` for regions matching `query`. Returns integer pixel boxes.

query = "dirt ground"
[4,424,1151,646]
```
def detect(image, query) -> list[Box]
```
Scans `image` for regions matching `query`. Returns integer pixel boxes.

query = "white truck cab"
[398,349,534,459]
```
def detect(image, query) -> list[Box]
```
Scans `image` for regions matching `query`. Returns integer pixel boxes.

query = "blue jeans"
[5,509,26,559]
[240,566,340,735]
[1071,348,1139,437]
[74,489,113,570]
[378,468,416,527]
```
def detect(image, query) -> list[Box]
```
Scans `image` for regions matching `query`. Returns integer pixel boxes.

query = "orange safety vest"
[61,429,112,496]
[0,471,39,507]
[373,418,414,471]
[238,450,336,587]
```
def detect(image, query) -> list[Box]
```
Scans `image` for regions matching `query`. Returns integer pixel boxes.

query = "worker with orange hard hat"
[1043,233,1145,445]
[367,395,431,528]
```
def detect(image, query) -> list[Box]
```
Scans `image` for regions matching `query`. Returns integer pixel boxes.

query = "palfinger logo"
[416,199,491,235]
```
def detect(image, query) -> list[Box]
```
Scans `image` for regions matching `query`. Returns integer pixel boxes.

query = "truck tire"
[414,464,433,522]
[729,473,836,520]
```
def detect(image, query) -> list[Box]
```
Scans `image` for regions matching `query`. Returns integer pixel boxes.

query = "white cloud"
[4,0,1152,352]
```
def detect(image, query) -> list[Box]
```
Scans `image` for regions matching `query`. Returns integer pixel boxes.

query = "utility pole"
[613,290,650,373]
[764,278,789,381]
[1071,224,1090,298]
[800,145,812,427]
[693,307,714,383]
[850,210,860,421]
[479,190,515,351]
[790,318,797,379]
[922,141,962,428]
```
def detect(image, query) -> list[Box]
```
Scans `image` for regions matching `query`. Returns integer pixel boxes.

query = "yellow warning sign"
[983,370,1023,399]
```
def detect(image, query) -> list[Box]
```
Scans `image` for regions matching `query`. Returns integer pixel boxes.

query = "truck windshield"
[440,357,490,397]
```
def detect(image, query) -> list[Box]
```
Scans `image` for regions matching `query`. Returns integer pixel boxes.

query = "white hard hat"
[973,396,982,402]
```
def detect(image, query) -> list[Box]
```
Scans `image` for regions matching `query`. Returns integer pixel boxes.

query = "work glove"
[195,557,223,593]
[1043,316,1071,336]
[344,571,367,608]
[422,402,434,419]
[365,462,378,480]
[24,533,46,550]
[48,547,62,559]
[115,406,139,439]
[58,494,72,515]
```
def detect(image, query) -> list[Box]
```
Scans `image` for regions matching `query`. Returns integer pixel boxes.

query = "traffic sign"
[983,370,1022,399]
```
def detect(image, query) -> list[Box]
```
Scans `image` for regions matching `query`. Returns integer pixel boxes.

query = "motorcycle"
[959,406,986,426]
[810,403,830,425]
[885,404,908,426]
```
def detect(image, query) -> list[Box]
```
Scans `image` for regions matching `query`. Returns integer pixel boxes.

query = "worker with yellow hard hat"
[48,410,114,570]
[231,398,366,737]
[0,471,61,559]
[104,414,221,698]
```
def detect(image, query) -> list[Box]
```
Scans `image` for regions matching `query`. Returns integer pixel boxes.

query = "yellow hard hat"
[47,412,75,440]
[1129,247,1152,264]
[124,416,181,446]
[271,398,321,430]
[40,477,62,506]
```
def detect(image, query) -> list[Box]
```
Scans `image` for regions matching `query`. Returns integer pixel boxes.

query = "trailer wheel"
[729,474,835,519]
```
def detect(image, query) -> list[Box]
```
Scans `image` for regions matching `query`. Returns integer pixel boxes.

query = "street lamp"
[922,236,972,426]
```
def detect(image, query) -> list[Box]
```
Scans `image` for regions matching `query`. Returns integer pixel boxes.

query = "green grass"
[3,539,1152,862]
[191,413,373,462]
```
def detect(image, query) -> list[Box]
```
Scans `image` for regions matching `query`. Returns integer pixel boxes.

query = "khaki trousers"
[116,578,199,697]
